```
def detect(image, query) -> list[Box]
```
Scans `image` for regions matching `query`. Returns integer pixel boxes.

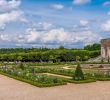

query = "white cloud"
[32,22,53,30]
[80,20,88,26]
[0,34,11,41]
[0,0,27,30]
[0,10,26,29]
[26,28,42,43]
[51,4,64,10]
[39,22,53,30]
[73,0,91,5]
[43,28,71,43]
[0,25,101,48]
[23,27,101,46]
[0,34,19,43]
[25,28,72,44]
[101,20,110,32]
[0,0,21,12]
[74,31,101,45]
[103,1,110,6]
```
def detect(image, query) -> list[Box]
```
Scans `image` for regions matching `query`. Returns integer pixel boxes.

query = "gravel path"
[41,73,72,79]
[0,74,110,100]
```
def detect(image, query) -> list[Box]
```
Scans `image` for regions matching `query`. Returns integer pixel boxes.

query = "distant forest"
[0,43,101,62]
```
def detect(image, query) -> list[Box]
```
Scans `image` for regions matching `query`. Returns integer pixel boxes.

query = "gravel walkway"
[41,73,72,79]
[0,74,110,100]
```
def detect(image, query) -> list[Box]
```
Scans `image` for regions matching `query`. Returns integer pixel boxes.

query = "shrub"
[74,62,84,80]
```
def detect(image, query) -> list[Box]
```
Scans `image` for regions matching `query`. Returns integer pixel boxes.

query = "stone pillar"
[101,39,110,62]
[108,46,110,58]
[107,45,110,62]
[101,44,105,59]
[107,46,109,57]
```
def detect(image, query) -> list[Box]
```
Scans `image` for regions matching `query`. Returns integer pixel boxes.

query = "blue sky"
[0,0,110,48]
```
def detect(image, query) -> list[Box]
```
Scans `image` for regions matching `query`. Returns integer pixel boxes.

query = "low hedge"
[64,78,96,84]
[96,78,110,81]
[0,71,67,87]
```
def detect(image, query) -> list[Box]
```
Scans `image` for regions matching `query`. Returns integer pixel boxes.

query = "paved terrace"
[0,75,110,100]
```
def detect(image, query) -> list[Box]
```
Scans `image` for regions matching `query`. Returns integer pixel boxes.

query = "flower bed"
[0,66,66,87]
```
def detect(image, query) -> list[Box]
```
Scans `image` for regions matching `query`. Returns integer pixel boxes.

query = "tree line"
[0,46,100,62]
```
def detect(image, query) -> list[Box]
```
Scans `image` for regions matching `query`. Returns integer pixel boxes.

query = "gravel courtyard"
[0,74,110,100]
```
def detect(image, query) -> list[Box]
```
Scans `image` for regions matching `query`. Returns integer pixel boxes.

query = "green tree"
[76,56,80,61]
[89,50,100,58]
[74,62,84,80]
[17,56,23,61]
[59,45,65,49]
[49,55,55,63]
[84,43,101,51]
[84,56,89,61]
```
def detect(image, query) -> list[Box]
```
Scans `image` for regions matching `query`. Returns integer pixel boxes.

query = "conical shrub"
[74,62,84,80]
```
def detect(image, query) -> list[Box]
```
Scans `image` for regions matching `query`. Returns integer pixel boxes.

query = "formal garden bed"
[0,64,67,87]
[0,62,110,87]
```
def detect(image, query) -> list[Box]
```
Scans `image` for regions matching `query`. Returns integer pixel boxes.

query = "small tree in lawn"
[74,62,84,80]
[84,56,89,61]
[76,56,80,62]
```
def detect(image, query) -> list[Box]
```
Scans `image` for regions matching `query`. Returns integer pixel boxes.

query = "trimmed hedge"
[0,71,67,87]
[62,78,96,84]
[96,78,110,81]
[67,79,96,84]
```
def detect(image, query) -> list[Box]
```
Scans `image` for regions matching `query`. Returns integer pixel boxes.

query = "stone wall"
[101,39,110,60]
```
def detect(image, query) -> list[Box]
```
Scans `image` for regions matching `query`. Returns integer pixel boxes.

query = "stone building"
[101,39,110,61]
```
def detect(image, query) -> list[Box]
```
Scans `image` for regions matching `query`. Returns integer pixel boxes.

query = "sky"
[0,0,110,48]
